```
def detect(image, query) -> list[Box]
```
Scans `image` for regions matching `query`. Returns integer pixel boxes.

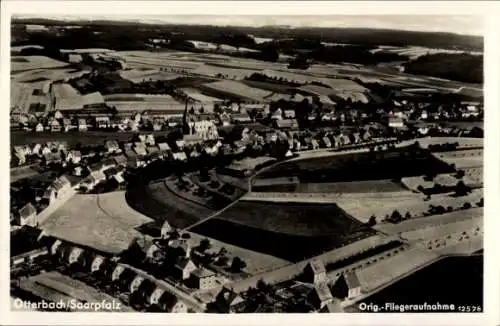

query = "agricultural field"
[191,64,260,80]
[333,188,483,223]
[40,192,153,254]
[401,214,482,243]
[11,56,69,73]
[374,208,483,236]
[432,149,483,169]
[295,180,407,194]
[10,82,50,114]
[199,80,273,102]
[189,200,376,262]
[256,146,455,184]
[12,68,90,83]
[118,69,182,83]
[356,247,438,293]
[417,137,483,149]
[125,181,215,230]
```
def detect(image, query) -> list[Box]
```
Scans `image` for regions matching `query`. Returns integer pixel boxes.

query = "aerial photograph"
[9,14,483,313]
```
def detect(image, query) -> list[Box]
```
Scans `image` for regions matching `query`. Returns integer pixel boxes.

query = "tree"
[367,215,377,226]
[462,202,472,210]
[390,210,402,223]
[230,256,247,272]
[198,238,211,252]
[477,198,484,207]
[456,170,465,179]
[404,212,412,220]
[455,181,471,196]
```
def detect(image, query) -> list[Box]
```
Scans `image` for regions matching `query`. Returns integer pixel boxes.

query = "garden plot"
[401,173,465,191]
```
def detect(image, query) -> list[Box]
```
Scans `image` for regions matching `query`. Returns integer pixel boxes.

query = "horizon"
[14,15,483,37]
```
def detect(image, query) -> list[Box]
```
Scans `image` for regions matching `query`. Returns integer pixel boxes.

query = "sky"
[21,15,483,36]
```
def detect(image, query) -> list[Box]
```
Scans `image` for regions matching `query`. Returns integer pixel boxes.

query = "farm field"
[295,180,406,194]
[432,150,483,169]
[40,192,152,254]
[374,207,482,236]
[191,64,259,79]
[189,200,376,262]
[401,214,482,243]
[417,137,483,149]
[241,80,296,94]
[333,188,483,223]
[256,146,454,184]
[126,181,215,229]
[11,56,69,72]
[12,68,90,84]
[118,69,182,83]
[356,247,439,293]
[199,80,272,102]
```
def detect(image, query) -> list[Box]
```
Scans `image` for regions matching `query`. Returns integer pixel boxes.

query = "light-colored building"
[304,260,326,285]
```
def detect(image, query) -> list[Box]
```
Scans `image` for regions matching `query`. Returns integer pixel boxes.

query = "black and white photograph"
[2,1,498,324]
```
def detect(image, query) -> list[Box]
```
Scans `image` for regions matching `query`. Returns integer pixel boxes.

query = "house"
[153,121,163,131]
[31,143,42,156]
[353,132,362,144]
[128,120,139,132]
[189,268,217,290]
[156,290,188,313]
[12,152,26,166]
[231,112,252,124]
[175,140,186,150]
[51,175,72,198]
[157,142,171,154]
[271,108,283,120]
[138,135,147,143]
[174,258,197,280]
[341,134,351,146]
[113,154,128,167]
[134,145,148,157]
[104,167,125,182]
[49,120,61,132]
[215,286,245,313]
[275,119,299,130]
[331,271,362,300]
[17,203,37,226]
[62,118,72,132]
[362,130,372,141]
[42,188,56,205]
[308,282,334,310]
[283,109,296,119]
[43,152,62,165]
[35,123,45,132]
[73,166,83,176]
[95,116,110,129]
[105,140,121,154]
[146,146,160,155]
[322,136,332,148]
[145,134,155,146]
[303,260,326,285]
[78,119,88,131]
[389,117,405,129]
[81,171,106,191]
[66,150,82,164]
[311,139,320,150]
[160,221,173,239]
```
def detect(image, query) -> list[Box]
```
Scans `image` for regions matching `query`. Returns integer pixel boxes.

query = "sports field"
[40,192,152,254]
